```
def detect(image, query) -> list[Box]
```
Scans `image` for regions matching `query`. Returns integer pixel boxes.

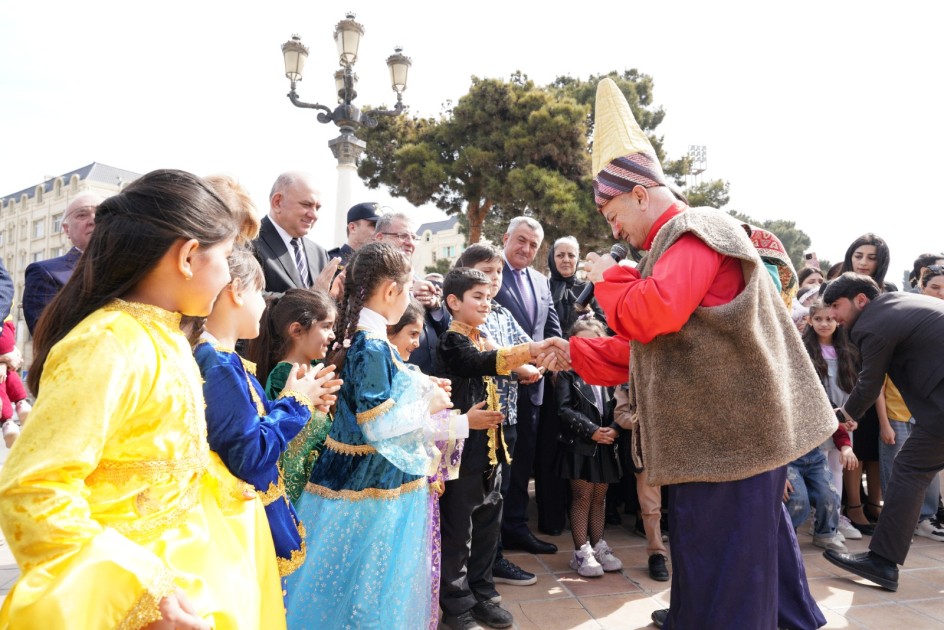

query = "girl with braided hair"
[285,242,463,630]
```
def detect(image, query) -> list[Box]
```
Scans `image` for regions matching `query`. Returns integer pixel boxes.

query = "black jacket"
[554,370,616,456]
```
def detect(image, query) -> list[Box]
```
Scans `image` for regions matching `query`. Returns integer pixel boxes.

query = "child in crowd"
[0,319,30,447]
[453,243,543,586]
[286,242,460,630]
[387,299,466,630]
[435,267,559,630]
[0,169,285,628]
[800,299,865,541]
[554,318,623,577]
[195,246,341,589]
[247,288,338,503]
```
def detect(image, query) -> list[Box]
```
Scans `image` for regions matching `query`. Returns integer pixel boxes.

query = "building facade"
[0,162,141,355]
[414,215,465,273]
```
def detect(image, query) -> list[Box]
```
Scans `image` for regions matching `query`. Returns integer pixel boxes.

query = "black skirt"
[555,443,622,484]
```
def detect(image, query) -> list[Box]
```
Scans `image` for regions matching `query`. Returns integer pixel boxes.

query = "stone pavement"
[1,443,942,628]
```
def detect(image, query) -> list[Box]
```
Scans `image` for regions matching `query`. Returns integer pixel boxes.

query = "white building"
[0,162,141,350]
[414,215,465,272]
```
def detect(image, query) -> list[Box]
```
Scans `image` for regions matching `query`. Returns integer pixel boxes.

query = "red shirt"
[571,205,746,385]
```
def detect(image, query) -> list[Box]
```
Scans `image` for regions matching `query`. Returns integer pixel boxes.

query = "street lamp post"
[281,13,411,247]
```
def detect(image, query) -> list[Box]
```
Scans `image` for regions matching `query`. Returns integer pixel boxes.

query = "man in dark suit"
[373,212,450,375]
[23,193,102,335]
[823,273,944,592]
[493,216,563,567]
[252,172,337,296]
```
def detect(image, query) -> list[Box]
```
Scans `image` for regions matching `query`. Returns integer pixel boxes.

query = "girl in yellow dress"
[0,169,285,630]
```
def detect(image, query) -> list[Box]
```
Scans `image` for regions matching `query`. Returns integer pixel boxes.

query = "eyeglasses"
[928,265,944,273]
[381,231,419,243]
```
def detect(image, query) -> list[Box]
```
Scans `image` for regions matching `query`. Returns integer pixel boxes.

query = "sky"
[2,1,942,283]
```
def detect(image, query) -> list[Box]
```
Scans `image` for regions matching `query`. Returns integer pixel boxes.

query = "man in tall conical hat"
[567,78,832,629]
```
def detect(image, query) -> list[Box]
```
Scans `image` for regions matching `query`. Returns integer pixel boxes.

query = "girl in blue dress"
[286,242,462,630]
[194,246,342,591]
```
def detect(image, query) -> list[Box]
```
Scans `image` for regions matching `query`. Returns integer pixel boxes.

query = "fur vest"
[629,208,836,485]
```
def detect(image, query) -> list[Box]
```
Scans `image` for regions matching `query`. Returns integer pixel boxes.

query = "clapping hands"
[286,363,344,413]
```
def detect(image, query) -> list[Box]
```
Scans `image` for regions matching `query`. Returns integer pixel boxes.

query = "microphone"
[575,243,628,308]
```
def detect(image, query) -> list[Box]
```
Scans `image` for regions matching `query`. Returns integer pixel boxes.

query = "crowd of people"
[0,79,941,630]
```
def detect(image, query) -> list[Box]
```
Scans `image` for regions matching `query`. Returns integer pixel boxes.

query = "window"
[50,246,64,258]
[32,218,45,239]
[31,251,44,263]
[53,212,64,233]
[431,250,437,262]
[443,245,456,258]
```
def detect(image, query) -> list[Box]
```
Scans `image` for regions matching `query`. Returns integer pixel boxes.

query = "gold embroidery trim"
[304,477,427,501]
[116,567,177,630]
[240,357,258,376]
[280,390,316,417]
[258,476,286,506]
[113,477,202,543]
[496,342,531,376]
[325,435,377,456]
[105,299,182,330]
[277,541,307,577]
[484,377,511,466]
[356,399,395,425]
[448,320,480,340]
[87,452,209,484]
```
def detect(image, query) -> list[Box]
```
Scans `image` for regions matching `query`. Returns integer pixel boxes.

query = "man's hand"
[413,279,442,310]
[584,252,617,285]
[531,337,571,371]
[879,423,896,446]
[783,479,794,503]
[313,257,343,292]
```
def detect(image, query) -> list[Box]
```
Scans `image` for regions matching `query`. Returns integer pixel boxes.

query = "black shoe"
[605,506,622,525]
[503,530,558,554]
[441,610,484,630]
[823,550,899,591]
[492,557,537,586]
[648,554,670,582]
[470,601,513,629]
[651,608,668,628]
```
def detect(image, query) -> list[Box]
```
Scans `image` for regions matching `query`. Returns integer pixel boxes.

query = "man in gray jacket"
[824,272,944,592]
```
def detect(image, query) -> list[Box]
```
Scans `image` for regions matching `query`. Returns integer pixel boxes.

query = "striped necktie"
[291,238,310,288]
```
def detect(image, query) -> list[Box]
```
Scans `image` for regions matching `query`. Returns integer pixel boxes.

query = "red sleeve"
[0,321,14,354]
[570,335,630,386]
[594,234,730,343]
[832,424,851,450]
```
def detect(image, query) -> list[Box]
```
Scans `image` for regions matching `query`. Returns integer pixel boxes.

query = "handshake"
[528,337,571,373]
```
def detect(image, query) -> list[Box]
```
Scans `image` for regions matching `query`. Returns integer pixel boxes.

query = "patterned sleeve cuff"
[496,342,532,376]
[116,567,177,630]
[279,389,316,417]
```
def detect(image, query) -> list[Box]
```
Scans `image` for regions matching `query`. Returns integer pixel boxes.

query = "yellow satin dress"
[0,301,285,629]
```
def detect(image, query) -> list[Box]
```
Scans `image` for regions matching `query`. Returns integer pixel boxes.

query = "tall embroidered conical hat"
[592,78,667,207]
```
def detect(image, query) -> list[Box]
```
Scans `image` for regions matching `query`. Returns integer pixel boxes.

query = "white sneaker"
[838,515,863,540]
[570,542,603,577]
[813,535,847,552]
[592,539,623,572]
[915,519,944,542]
[2,420,20,448]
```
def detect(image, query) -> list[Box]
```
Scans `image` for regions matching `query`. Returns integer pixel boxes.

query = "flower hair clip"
[343,338,351,348]
[330,338,353,351]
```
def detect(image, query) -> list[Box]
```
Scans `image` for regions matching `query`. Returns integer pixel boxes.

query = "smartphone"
[804,252,819,269]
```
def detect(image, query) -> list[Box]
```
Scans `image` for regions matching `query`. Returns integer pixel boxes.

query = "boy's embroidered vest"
[629,208,836,485]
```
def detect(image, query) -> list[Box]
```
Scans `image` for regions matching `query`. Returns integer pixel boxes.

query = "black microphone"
[575,244,628,308]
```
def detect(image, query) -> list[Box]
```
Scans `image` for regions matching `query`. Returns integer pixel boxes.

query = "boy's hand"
[783,479,794,503]
[532,337,571,371]
[839,446,859,470]
[466,400,503,430]
[513,364,542,385]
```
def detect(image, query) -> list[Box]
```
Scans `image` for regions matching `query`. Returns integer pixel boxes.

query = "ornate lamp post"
[281,13,411,246]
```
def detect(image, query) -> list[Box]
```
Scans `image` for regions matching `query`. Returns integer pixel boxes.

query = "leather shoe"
[648,553,669,581]
[651,608,668,628]
[823,550,898,591]
[470,601,513,629]
[503,530,558,554]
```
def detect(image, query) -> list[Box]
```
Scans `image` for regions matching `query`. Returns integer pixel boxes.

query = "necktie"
[516,269,535,321]
[291,238,310,288]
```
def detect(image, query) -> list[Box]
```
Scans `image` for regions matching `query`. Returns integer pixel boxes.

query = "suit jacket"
[493,260,561,404]
[252,216,329,295]
[845,291,944,436]
[23,247,80,335]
